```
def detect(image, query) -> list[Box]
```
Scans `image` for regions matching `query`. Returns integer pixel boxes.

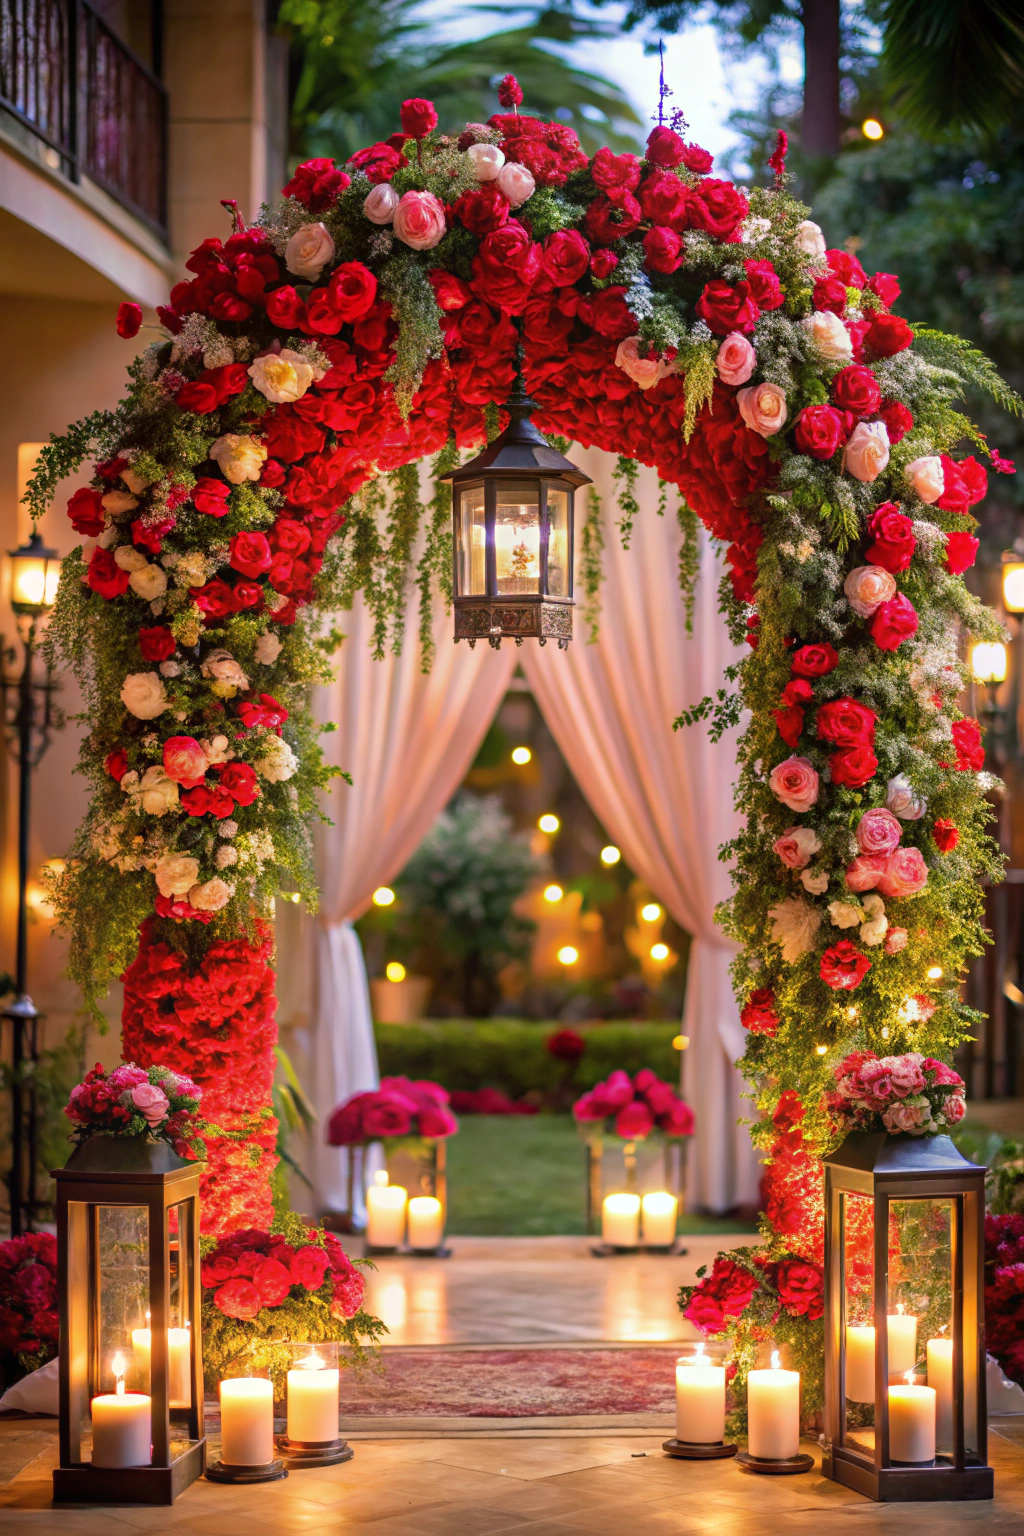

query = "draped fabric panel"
[521,448,759,1211]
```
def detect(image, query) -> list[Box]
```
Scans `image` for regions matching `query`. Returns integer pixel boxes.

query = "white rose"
[363,182,400,225]
[905,456,944,504]
[202,734,232,765]
[210,433,267,485]
[801,869,830,895]
[496,161,536,208]
[129,564,168,600]
[859,892,888,946]
[155,853,199,898]
[188,878,234,912]
[828,900,863,930]
[802,310,853,363]
[114,545,148,572]
[121,468,152,495]
[254,632,283,665]
[886,774,927,820]
[201,648,249,695]
[767,897,822,964]
[139,765,179,816]
[120,671,169,719]
[255,736,297,783]
[466,142,505,181]
[215,844,239,870]
[794,219,826,258]
[284,221,336,281]
[102,490,139,515]
[97,526,117,548]
[843,420,890,483]
[248,348,316,405]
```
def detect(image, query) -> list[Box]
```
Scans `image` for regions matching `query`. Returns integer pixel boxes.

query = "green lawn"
[445,1114,753,1237]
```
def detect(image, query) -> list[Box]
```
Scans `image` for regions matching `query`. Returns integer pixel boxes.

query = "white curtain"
[300,591,515,1214]
[522,449,759,1212]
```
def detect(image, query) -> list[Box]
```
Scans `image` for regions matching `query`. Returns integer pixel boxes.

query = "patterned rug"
[340,1346,680,1418]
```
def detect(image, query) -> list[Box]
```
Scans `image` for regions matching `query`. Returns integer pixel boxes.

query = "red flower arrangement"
[0,1232,59,1381]
[985,1213,1024,1387]
[202,1224,364,1323]
[327,1077,458,1146]
[64,1061,203,1153]
[573,1068,694,1139]
[448,1087,538,1116]
[827,1050,966,1135]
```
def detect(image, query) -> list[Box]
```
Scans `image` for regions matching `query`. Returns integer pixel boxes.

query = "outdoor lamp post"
[1001,552,1024,614]
[445,379,591,649]
[3,531,61,1234]
[822,1131,993,1502]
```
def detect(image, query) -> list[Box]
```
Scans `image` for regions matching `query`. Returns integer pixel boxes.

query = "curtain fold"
[521,448,759,1211]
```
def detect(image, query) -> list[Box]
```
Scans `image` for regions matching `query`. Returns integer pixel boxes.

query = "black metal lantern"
[9,530,60,617]
[53,1136,205,1504]
[822,1131,993,1503]
[445,384,591,649]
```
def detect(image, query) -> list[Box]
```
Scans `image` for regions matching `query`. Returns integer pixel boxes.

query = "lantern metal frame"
[52,1136,206,1505]
[822,1130,993,1503]
[445,383,591,650]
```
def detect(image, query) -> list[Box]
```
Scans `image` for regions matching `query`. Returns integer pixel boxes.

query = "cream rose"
[466,142,505,180]
[904,455,944,504]
[363,182,400,225]
[120,467,151,496]
[767,897,822,963]
[128,564,168,601]
[138,765,179,816]
[496,161,536,208]
[172,551,209,589]
[188,878,234,912]
[201,648,249,695]
[614,337,675,391]
[801,869,830,895]
[248,348,316,405]
[114,545,147,572]
[802,310,853,363]
[210,433,267,485]
[828,900,863,929]
[843,420,890,482]
[254,632,283,665]
[284,221,336,281]
[392,190,446,250]
[737,381,788,437]
[154,853,199,898]
[716,332,756,386]
[794,219,826,258]
[202,734,232,766]
[102,489,139,515]
[120,672,168,720]
[860,892,889,947]
[255,736,298,783]
[215,843,239,870]
[773,826,822,869]
[844,564,897,617]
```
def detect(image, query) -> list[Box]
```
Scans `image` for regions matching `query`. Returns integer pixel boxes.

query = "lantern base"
[736,1449,814,1475]
[455,596,573,648]
[822,1445,993,1502]
[276,1434,354,1469]
[589,1242,639,1257]
[53,1439,206,1504]
[662,1438,737,1459]
[205,1457,288,1484]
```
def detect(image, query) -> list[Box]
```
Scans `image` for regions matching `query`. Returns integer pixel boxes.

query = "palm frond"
[879,0,1024,139]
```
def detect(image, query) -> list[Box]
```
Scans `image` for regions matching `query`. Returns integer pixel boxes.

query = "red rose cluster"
[0,1232,59,1365]
[985,1214,1024,1387]
[572,1068,694,1139]
[327,1077,458,1145]
[201,1226,365,1323]
[683,1249,825,1335]
[447,1087,538,1116]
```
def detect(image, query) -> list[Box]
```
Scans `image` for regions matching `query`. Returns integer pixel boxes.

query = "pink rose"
[769,755,819,813]
[881,1054,926,1097]
[860,1064,894,1102]
[572,1090,607,1123]
[844,565,897,618]
[163,735,208,789]
[392,190,446,250]
[943,1094,966,1125]
[883,1099,929,1134]
[603,1070,635,1110]
[773,826,821,869]
[845,852,889,892]
[842,420,890,482]
[496,161,536,208]
[614,336,675,391]
[923,1058,963,1088]
[855,808,902,857]
[615,1100,654,1139]
[884,926,909,953]
[363,182,400,224]
[904,455,944,504]
[131,1081,169,1126]
[418,1104,458,1139]
[737,381,787,436]
[716,332,756,386]
[877,847,928,899]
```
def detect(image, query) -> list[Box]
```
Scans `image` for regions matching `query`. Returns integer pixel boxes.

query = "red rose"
[865,505,915,573]
[821,940,871,990]
[645,124,686,167]
[684,1257,758,1333]
[830,744,879,788]
[590,249,618,279]
[782,678,813,706]
[201,1252,237,1287]
[454,184,509,235]
[743,259,784,310]
[637,170,686,225]
[791,643,839,678]
[328,261,378,322]
[933,819,959,852]
[794,404,844,459]
[400,97,438,138]
[695,179,747,241]
[773,1090,804,1131]
[871,592,918,651]
[105,749,128,782]
[192,577,235,619]
[540,229,590,288]
[330,1269,366,1319]
[252,1256,292,1307]
[237,692,288,728]
[944,531,979,575]
[773,706,804,747]
[362,1093,414,1138]
[213,1278,262,1320]
[938,454,987,512]
[67,487,106,536]
[546,1027,586,1062]
[174,378,220,414]
[866,271,901,306]
[591,146,640,192]
[695,279,759,336]
[229,531,272,578]
[813,274,848,316]
[866,313,914,358]
[269,519,312,557]
[615,1099,654,1139]
[826,249,866,288]
[181,784,235,818]
[290,1243,331,1291]
[87,546,130,600]
[817,696,876,747]
[472,223,542,313]
[232,580,265,610]
[681,142,714,173]
[952,718,984,772]
[139,626,176,661]
[776,1258,824,1320]
[831,364,881,415]
[586,287,635,341]
[282,157,350,212]
[132,515,174,554]
[643,225,683,274]
[193,477,231,516]
[116,301,143,338]
[741,987,779,1036]
[585,189,642,244]
[265,285,307,328]
[428,269,472,311]
[349,142,406,184]
[218,762,260,806]
[879,400,913,443]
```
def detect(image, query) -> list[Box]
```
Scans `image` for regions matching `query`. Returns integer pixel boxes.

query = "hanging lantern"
[52,1137,205,1504]
[445,384,591,649]
[822,1131,993,1502]
[9,531,60,617]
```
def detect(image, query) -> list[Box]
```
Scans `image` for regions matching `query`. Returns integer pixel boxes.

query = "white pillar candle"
[747,1351,800,1460]
[91,1356,151,1468]
[407,1196,444,1250]
[602,1193,640,1247]
[366,1177,407,1247]
[641,1191,678,1247]
[132,1324,150,1385]
[888,1374,936,1463]
[286,1351,340,1442]
[845,1324,876,1403]
[887,1305,918,1377]
[220,1376,274,1466]
[675,1344,726,1444]
[131,1323,192,1407]
[926,1336,954,1452]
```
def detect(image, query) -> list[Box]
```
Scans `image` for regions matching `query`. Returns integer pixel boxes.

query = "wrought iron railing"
[0,0,167,240]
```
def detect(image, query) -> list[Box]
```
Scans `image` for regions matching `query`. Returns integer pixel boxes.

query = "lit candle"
[286,1349,340,1443]
[407,1196,444,1251]
[131,1317,192,1408]
[845,1324,876,1403]
[888,1369,936,1463]
[220,1377,274,1466]
[602,1193,640,1247]
[641,1191,678,1247]
[926,1334,953,1452]
[888,1304,918,1377]
[675,1342,726,1444]
[365,1172,407,1247]
[91,1354,151,1468]
[747,1350,800,1460]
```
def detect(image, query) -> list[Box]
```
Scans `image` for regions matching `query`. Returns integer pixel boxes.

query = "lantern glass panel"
[456,484,486,595]
[889,1197,963,1460]
[167,1202,194,1409]
[546,487,570,597]
[97,1205,150,1399]
[495,479,541,595]
[841,1189,875,1455]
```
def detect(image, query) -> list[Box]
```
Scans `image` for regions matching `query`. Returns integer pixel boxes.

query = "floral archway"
[28,83,1015,1389]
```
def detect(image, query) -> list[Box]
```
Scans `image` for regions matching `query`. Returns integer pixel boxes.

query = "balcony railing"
[0,0,167,241]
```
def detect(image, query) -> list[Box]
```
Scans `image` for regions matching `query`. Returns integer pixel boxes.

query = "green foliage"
[579,484,606,641]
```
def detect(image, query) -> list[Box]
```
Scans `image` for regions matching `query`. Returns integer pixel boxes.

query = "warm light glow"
[543,884,563,903]
[640,903,662,922]
[111,1352,127,1390]
[971,641,1007,685]
[862,117,884,140]
[511,746,532,765]
[904,1368,915,1386]
[881,1026,891,1041]
[373,886,395,906]
[385,961,406,983]
[9,535,60,613]
[1002,559,1024,613]
[846,1006,858,1020]
[650,942,670,961]
[557,945,579,965]
[693,1341,706,1362]
[927,965,944,980]
[298,1349,324,1370]
[672,1034,689,1051]
[538,813,560,834]
[815,1044,828,1056]
[374,1169,389,1187]
[770,1349,781,1370]
[600,844,621,866]
[280,891,300,903]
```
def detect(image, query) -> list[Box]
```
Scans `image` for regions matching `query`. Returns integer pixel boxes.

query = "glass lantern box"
[822,1131,993,1502]
[586,1134,686,1250]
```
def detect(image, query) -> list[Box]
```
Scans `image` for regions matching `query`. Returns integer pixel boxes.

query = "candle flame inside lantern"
[299,1349,324,1371]
[771,1349,780,1371]
[904,1368,916,1386]
[897,1303,905,1316]
[693,1341,706,1362]
[111,1353,127,1394]
[374,1169,389,1187]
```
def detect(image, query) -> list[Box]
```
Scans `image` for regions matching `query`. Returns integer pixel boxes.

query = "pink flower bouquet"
[64,1061,204,1155]
[327,1076,458,1146]
[827,1050,966,1135]
[572,1069,695,1140]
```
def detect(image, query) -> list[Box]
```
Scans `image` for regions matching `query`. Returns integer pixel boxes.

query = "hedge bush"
[373,1019,681,1099]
